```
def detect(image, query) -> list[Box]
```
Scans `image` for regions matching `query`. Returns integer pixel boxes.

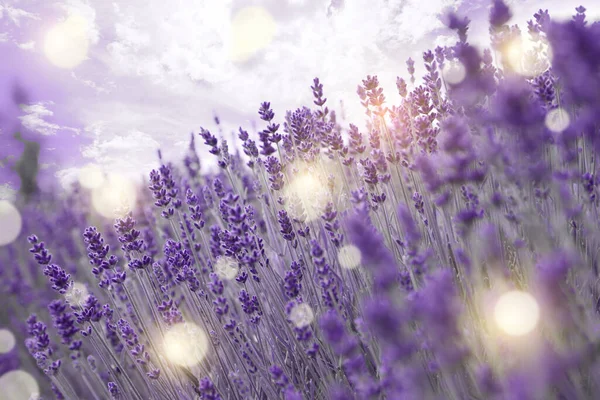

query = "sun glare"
[494,290,540,336]
[229,6,276,62]
[337,244,362,270]
[503,36,550,78]
[214,256,239,281]
[163,323,209,367]
[78,164,105,190]
[44,14,90,69]
[284,164,331,222]
[91,174,137,219]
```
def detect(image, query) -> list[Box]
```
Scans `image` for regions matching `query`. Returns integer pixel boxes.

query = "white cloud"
[19,103,61,136]
[504,0,600,23]
[40,163,56,170]
[8,0,590,185]
[54,166,81,189]
[18,102,80,136]
[38,0,467,177]
[60,0,100,45]
[0,4,39,26]
[70,71,112,94]
[17,40,34,50]
[104,0,234,86]
[81,128,161,179]
[382,0,458,45]
[206,0,460,124]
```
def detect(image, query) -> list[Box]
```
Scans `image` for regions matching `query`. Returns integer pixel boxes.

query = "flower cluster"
[3,4,600,399]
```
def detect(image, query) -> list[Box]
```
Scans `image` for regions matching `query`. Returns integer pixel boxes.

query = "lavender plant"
[3,3,600,399]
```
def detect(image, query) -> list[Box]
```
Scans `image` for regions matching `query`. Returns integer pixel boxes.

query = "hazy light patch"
[0,201,22,246]
[494,290,540,336]
[91,174,137,219]
[163,323,209,367]
[337,244,362,269]
[289,303,314,328]
[284,163,331,222]
[214,256,239,281]
[229,6,276,62]
[65,282,89,307]
[0,329,16,354]
[504,38,525,74]
[441,60,466,85]
[503,35,550,78]
[0,370,39,400]
[44,14,90,69]
[545,108,570,133]
[78,164,105,190]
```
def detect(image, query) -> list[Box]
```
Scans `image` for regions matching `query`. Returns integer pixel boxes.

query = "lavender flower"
[6,4,600,399]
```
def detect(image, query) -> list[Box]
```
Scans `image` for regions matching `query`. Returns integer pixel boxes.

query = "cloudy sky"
[0,0,594,197]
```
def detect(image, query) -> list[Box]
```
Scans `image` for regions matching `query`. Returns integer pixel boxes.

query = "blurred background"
[2,0,597,197]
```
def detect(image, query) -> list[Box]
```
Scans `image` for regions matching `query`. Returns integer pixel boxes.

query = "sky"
[0,0,596,199]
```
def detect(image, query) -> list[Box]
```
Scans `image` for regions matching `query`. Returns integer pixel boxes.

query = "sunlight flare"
[78,164,105,190]
[214,256,239,281]
[494,290,540,336]
[229,6,276,62]
[163,323,209,367]
[337,244,362,270]
[44,14,90,69]
[91,173,137,219]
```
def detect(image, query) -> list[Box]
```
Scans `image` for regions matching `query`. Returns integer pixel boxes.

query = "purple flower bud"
[489,0,512,27]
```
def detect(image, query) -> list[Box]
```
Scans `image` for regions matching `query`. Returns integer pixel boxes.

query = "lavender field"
[2,2,600,399]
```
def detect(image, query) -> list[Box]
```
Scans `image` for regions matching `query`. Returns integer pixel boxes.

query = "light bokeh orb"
[441,60,466,85]
[91,174,137,219]
[78,164,105,190]
[545,107,570,133]
[0,370,39,400]
[0,329,16,354]
[494,290,540,336]
[163,323,209,367]
[214,256,239,281]
[284,168,330,222]
[337,244,362,270]
[43,14,90,69]
[289,303,314,328]
[229,6,276,62]
[65,282,89,307]
[0,201,22,246]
